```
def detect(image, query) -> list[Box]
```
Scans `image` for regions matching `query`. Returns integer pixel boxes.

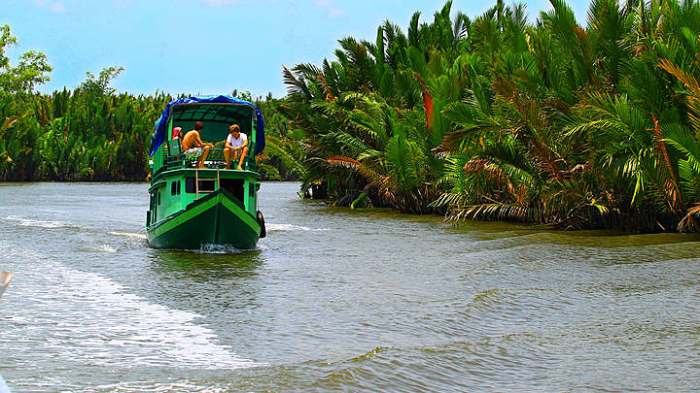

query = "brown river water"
[1,182,699,392]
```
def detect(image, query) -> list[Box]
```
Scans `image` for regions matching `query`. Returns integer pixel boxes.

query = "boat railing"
[159,138,256,173]
[165,147,239,170]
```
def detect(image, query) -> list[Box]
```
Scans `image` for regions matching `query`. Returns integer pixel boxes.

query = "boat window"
[221,179,245,203]
[198,179,216,193]
[170,180,181,196]
[184,177,215,193]
[150,191,158,222]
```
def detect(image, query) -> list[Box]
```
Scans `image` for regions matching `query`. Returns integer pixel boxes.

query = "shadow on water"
[444,217,700,248]
[314,203,700,249]
[148,247,265,281]
[142,248,267,313]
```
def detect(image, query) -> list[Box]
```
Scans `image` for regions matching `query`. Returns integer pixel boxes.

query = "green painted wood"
[147,188,261,250]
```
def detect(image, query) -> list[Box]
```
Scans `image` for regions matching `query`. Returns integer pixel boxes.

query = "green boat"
[146,96,266,250]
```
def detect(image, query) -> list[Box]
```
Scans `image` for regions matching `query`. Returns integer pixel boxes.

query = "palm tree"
[282,0,700,232]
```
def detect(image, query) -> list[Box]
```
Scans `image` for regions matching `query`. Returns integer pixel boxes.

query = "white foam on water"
[3,215,73,229]
[90,381,228,393]
[1,246,257,370]
[79,244,119,253]
[197,244,244,254]
[108,231,148,240]
[58,268,255,368]
[98,244,117,253]
[267,223,330,232]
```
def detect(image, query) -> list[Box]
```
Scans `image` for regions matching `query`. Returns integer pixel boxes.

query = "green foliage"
[253,96,307,181]
[282,0,700,231]
[0,24,299,182]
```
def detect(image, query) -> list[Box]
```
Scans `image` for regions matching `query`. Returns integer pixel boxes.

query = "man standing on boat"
[224,124,248,170]
[182,121,213,168]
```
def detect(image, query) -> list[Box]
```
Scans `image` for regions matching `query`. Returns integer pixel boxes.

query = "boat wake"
[0,246,258,370]
[197,243,245,254]
[79,244,118,253]
[3,215,76,229]
[267,223,330,232]
[108,231,148,240]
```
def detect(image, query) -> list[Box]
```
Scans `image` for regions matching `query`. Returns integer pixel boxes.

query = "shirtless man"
[224,124,248,170]
[181,121,213,168]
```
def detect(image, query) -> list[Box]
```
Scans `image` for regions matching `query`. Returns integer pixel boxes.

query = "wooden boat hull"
[147,189,261,250]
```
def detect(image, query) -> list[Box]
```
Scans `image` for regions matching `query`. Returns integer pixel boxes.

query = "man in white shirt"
[224,124,248,170]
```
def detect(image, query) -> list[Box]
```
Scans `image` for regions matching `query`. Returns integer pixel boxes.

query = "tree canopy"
[281,0,700,231]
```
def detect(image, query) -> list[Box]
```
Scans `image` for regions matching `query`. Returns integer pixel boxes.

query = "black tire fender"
[257,211,266,238]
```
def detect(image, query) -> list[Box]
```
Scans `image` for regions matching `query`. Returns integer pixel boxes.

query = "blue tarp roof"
[148,95,265,156]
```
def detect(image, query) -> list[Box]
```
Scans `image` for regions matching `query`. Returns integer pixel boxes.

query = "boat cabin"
[147,100,263,229]
[152,103,259,173]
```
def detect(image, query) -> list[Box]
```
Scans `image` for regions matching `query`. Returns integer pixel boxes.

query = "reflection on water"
[1,182,700,392]
[150,249,264,280]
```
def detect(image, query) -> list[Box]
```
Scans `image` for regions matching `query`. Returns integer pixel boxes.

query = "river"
[1,182,699,392]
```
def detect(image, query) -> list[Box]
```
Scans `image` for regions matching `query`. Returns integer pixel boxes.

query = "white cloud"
[198,0,340,15]
[35,0,66,13]
[50,1,65,13]
[113,0,135,7]
[201,0,240,6]
[315,0,343,17]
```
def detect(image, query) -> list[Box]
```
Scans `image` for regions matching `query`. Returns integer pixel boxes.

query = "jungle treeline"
[281,0,700,232]
[0,25,302,182]
[4,0,700,232]
[0,22,169,182]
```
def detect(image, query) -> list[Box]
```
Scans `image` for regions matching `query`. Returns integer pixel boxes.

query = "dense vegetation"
[282,0,700,232]
[0,25,169,182]
[4,0,700,232]
[0,26,300,182]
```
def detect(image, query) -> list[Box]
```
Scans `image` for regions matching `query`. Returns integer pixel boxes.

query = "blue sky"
[2,0,590,98]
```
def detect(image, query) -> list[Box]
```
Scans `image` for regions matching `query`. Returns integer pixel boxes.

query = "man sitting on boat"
[182,121,213,168]
[224,124,248,170]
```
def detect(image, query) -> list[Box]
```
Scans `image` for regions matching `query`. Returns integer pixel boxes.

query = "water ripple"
[2,182,700,392]
[0,246,257,384]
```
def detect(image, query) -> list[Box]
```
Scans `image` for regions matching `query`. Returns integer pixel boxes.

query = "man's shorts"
[184,147,203,157]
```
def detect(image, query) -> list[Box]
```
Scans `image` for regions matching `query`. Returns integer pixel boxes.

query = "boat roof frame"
[170,102,255,123]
